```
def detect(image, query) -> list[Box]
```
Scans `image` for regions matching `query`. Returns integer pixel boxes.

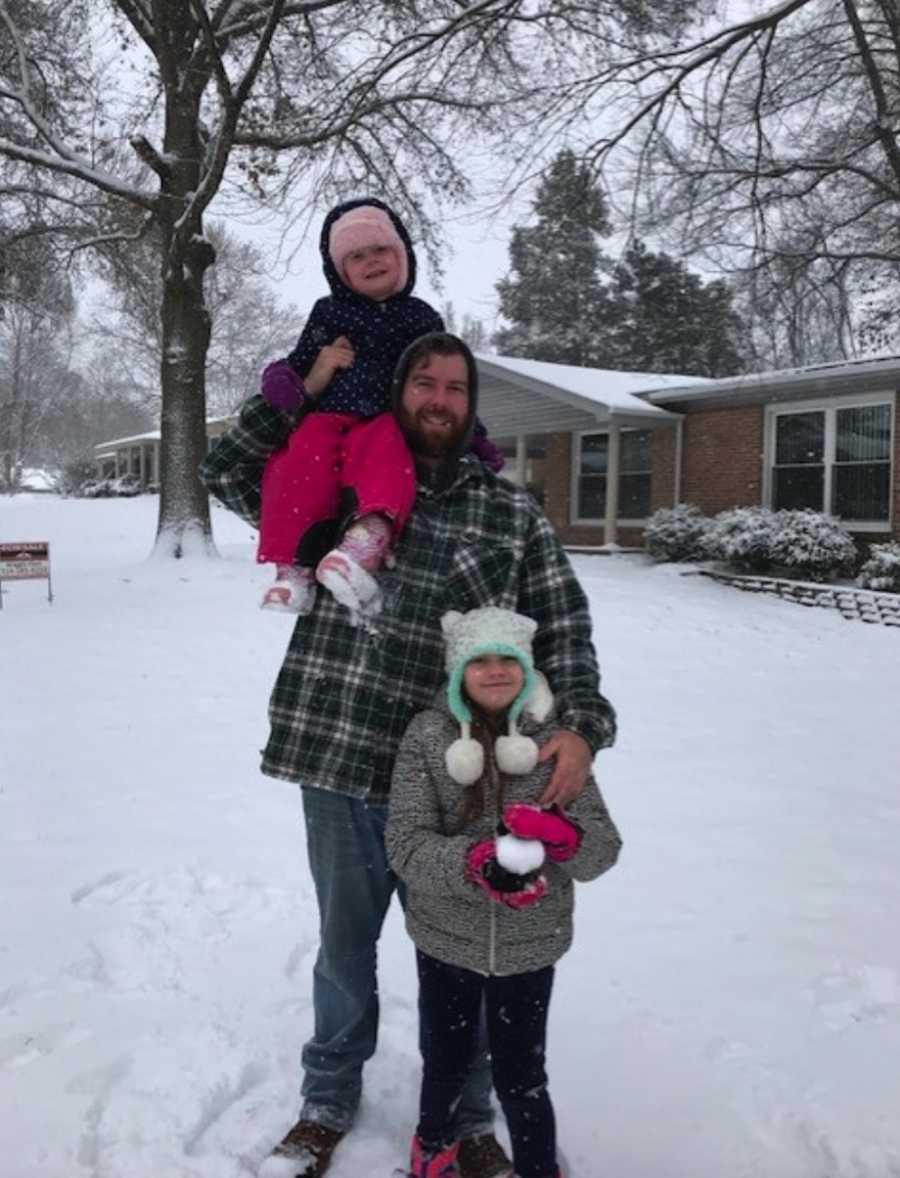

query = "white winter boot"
[260,565,316,614]
[315,549,382,621]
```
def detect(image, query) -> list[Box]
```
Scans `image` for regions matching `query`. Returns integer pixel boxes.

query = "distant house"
[93,417,235,487]
[476,355,696,548]
[94,353,900,547]
[477,352,900,548]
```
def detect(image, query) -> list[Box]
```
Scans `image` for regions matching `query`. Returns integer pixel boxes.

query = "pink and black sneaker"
[406,1134,460,1178]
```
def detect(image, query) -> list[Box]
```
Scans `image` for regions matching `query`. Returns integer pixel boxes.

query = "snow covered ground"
[3,493,900,1178]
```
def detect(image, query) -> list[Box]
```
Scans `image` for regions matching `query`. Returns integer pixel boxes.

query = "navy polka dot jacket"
[285,198,445,417]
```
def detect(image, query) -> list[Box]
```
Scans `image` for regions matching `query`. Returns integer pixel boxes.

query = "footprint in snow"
[813,962,900,1031]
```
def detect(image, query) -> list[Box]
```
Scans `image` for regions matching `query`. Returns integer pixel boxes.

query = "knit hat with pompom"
[441,606,554,786]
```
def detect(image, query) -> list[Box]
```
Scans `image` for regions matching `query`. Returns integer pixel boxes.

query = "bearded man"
[200,332,616,1178]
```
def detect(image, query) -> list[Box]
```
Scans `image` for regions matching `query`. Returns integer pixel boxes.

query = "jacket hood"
[389,332,479,463]
[319,198,417,300]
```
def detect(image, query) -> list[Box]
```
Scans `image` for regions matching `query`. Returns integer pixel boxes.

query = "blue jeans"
[417,951,557,1178]
[299,787,494,1136]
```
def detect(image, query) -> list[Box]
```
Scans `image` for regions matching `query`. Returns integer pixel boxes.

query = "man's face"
[397,352,470,459]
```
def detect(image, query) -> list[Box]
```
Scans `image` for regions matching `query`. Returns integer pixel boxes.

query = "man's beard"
[396,405,469,459]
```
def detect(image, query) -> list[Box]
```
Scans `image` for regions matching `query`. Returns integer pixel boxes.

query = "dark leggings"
[416,950,557,1178]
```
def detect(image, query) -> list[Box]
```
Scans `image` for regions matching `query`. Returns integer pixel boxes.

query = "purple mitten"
[469,431,505,472]
[261,360,305,412]
[502,803,582,862]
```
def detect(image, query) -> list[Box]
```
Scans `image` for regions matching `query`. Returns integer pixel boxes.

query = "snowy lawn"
[3,494,900,1178]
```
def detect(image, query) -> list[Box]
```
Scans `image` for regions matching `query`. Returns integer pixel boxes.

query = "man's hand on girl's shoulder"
[537,730,592,808]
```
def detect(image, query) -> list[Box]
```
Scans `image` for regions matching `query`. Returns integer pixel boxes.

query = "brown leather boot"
[259,1119,345,1177]
[456,1133,513,1178]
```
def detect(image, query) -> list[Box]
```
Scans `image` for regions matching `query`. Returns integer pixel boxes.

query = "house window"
[771,402,891,522]
[577,430,652,520]
[834,405,891,519]
[773,411,825,511]
[578,434,608,518]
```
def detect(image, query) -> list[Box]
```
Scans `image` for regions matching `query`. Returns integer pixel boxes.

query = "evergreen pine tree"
[598,241,745,377]
[494,154,745,376]
[495,150,611,364]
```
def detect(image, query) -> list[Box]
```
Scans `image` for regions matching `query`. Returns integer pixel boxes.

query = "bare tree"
[0,0,687,556]
[92,224,300,416]
[571,0,900,360]
[0,238,75,490]
[36,361,154,473]
[460,313,489,352]
[202,235,301,414]
[731,258,858,370]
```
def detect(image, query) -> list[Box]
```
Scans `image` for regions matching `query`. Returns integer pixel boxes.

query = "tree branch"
[0,138,156,208]
[129,134,172,180]
[67,212,156,258]
[840,0,900,188]
[586,0,813,163]
[173,0,286,254]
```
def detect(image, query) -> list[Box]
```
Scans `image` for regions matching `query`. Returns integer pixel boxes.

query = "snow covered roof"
[19,468,56,491]
[93,416,235,452]
[96,429,162,449]
[639,352,900,409]
[476,353,702,437]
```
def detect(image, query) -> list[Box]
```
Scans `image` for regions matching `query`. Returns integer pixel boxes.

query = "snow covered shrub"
[644,504,710,562]
[59,458,95,496]
[857,542,900,593]
[702,507,779,572]
[768,510,857,582]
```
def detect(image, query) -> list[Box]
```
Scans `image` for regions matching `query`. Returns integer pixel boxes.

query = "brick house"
[94,353,899,548]
[477,353,900,549]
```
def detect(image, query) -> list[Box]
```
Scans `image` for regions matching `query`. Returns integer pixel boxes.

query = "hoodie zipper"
[488,894,497,976]
[485,744,499,976]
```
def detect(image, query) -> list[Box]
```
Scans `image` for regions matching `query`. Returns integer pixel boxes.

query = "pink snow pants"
[257,411,416,566]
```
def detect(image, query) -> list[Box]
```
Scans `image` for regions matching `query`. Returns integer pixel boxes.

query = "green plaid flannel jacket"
[201,395,616,801]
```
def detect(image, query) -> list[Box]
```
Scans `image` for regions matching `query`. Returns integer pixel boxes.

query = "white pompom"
[445,737,484,785]
[496,833,545,874]
[524,671,554,722]
[495,734,539,776]
[440,610,464,636]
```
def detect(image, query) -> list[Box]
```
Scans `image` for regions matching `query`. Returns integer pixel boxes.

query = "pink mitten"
[465,839,547,909]
[502,803,582,862]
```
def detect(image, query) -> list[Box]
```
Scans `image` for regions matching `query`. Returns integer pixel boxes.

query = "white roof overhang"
[639,354,900,410]
[475,355,687,438]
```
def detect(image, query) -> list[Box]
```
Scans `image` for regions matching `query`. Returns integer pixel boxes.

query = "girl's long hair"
[446,697,508,834]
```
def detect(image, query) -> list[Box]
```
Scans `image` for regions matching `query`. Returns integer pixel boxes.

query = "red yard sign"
[0,542,53,606]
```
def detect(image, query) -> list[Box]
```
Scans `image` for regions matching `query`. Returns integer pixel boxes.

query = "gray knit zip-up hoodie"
[385,695,622,977]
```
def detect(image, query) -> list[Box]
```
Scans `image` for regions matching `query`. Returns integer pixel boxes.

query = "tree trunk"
[152,21,217,560]
[154,230,216,557]
[2,326,24,492]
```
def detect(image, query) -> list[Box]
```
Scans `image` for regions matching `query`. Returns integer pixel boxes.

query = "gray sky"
[221,185,536,340]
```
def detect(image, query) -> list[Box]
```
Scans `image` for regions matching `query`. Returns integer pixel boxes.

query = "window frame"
[571,427,654,526]
[764,393,895,531]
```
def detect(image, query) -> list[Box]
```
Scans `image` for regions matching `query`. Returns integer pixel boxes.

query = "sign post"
[0,542,53,607]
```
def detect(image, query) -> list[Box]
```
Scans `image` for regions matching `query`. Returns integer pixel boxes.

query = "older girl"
[386,606,622,1178]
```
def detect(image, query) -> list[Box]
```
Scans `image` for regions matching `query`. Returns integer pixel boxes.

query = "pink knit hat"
[328,205,408,294]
